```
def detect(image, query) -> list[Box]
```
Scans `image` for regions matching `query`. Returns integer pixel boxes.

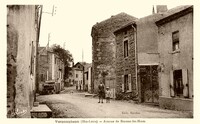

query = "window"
[172,31,179,51]
[124,30,128,35]
[40,74,44,81]
[30,41,34,74]
[122,74,132,92]
[59,71,62,79]
[124,40,128,58]
[86,72,88,80]
[124,75,129,91]
[170,69,189,98]
[76,74,78,78]
[173,70,183,97]
[55,57,56,64]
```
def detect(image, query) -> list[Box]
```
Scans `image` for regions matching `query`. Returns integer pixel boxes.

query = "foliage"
[116,91,138,101]
[101,70,108,77]
[115,92,124,100]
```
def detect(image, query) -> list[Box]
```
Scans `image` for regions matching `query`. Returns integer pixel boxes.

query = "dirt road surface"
[37,87,192,118]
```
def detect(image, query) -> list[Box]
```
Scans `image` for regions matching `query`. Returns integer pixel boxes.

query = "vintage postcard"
[1,0,199,124]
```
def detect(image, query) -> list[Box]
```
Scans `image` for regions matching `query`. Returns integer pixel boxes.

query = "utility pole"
[63,42,66,50]
[152,5,155,14]
[82,48,85,91]
[42,5,57,16]
[82,48,84,63]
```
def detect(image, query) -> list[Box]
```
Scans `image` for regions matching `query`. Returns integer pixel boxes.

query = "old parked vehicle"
[39,80,63,95]
[41,80,55,95]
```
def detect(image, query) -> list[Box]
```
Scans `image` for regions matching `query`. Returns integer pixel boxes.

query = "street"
[36,86,192,118]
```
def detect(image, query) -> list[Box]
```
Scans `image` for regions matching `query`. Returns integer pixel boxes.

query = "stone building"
[113,6,168,101]
[38,47,65,92]
[7,5,42,118]
[91,13,138,97]
[114,22,137,100]
[155,5,193,111]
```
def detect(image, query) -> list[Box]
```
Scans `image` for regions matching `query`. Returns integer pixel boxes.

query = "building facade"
[156,5,193,111]
[136,6,167,104]
[38,47,48,83]
[7,5,42,118]
[73,62,84,91]
[91,13,138,96]
[113,6,168,101]
[84,63,92,92]
[38,47,65,92]
[114,23,137,100]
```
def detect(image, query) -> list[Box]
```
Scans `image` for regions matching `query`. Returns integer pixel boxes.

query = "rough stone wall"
[7,5,38,118]
[157,12,193,98]
[91,13,138,93]
[115,27,137,99]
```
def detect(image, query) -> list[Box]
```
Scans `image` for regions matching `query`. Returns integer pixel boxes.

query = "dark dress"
[98,84,105,98]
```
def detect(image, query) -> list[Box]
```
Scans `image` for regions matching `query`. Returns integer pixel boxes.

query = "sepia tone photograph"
[5,1,195,120]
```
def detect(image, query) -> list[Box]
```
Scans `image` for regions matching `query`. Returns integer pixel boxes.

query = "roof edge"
[155,6,193,26]
[113,22,136,34]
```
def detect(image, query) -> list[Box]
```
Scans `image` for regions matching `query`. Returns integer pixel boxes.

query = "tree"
[51,44,73,81]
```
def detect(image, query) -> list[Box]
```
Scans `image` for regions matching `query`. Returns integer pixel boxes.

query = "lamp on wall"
[158,63,165,72]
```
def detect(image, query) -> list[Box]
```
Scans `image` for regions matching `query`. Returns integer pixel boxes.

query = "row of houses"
[91,5,193,111]
[37,47,92,94]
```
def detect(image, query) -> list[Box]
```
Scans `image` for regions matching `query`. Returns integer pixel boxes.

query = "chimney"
[156,5,168,13]
[152,5,155,14]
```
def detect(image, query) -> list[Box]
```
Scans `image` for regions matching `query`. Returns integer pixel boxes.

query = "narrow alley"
[37,86,192,118]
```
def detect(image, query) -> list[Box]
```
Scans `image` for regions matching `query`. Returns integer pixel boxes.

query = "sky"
[39,0,182,64]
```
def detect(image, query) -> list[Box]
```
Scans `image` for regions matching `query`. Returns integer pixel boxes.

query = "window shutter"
[123,41,125,58]
[170,71,175,97]
[128,40,130,57]
[122,75,124,92]
[128,74,132,92]
[182,69,189,98]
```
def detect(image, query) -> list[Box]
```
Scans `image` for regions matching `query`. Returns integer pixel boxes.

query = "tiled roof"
[163,5,192,17]
[155,5,193,26]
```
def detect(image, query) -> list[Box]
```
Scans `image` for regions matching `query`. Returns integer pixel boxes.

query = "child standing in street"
[105,87,111,103]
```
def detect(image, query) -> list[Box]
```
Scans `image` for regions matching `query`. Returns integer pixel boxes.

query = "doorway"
[140,65,159,104]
